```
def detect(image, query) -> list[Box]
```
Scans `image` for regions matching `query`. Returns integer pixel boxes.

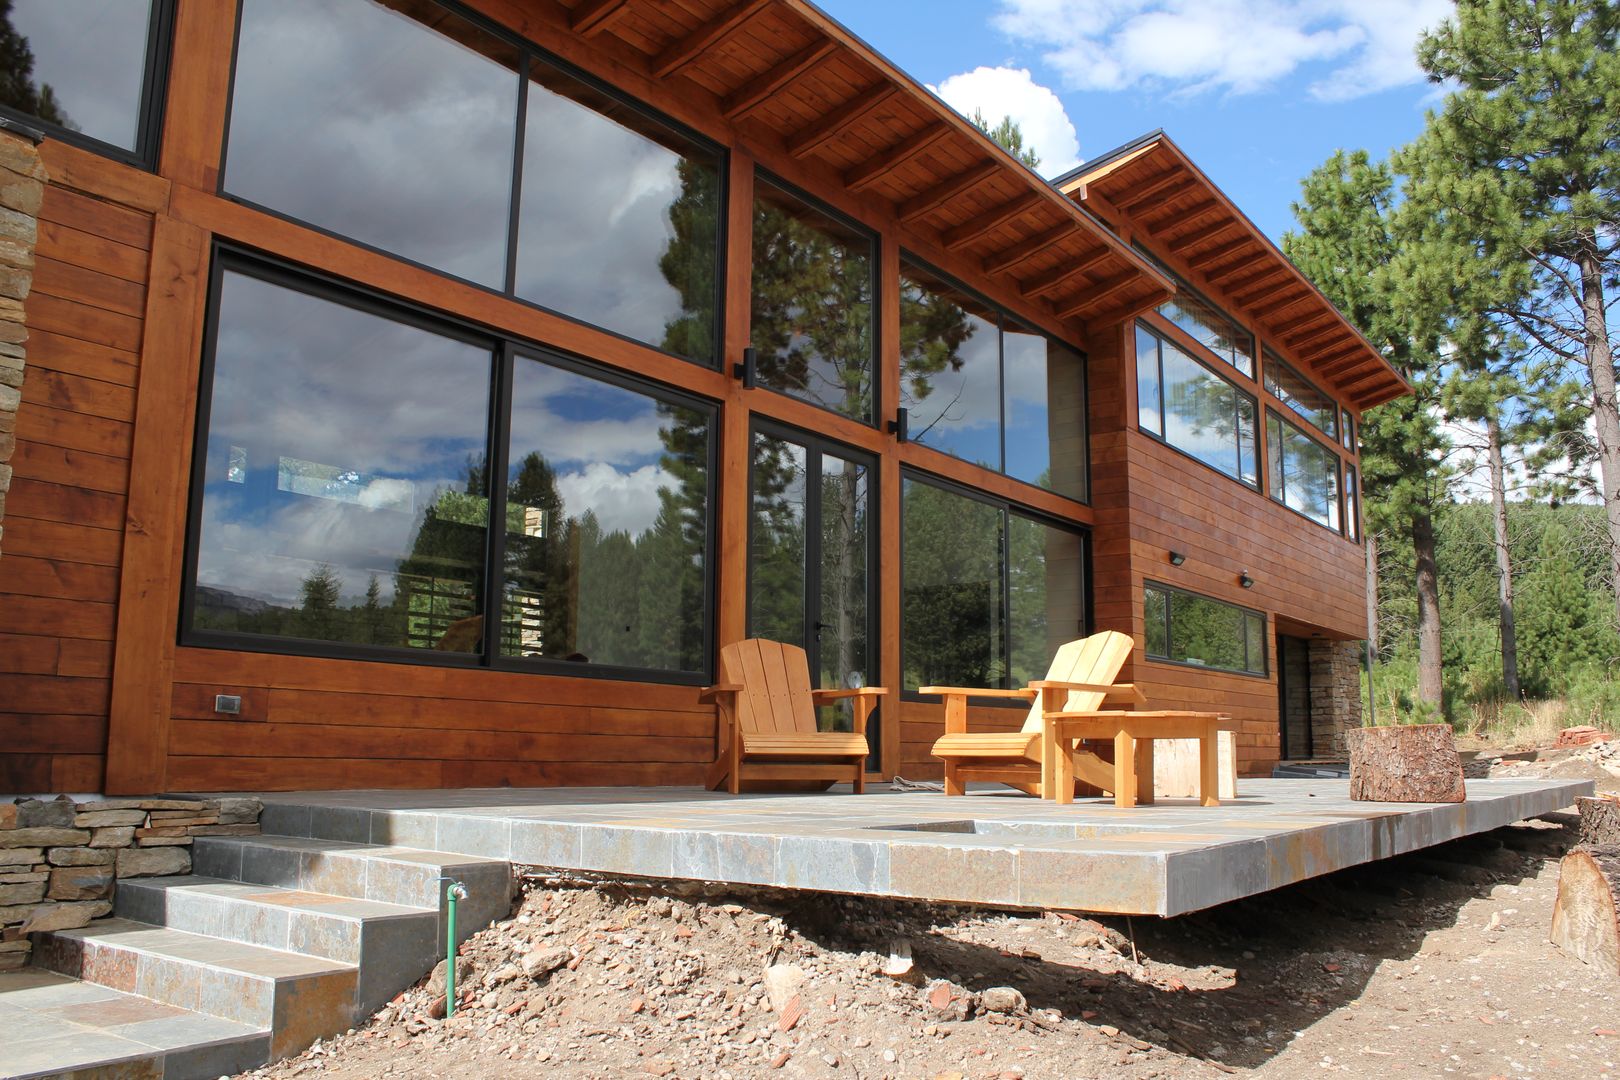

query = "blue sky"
[815,0,1453,242]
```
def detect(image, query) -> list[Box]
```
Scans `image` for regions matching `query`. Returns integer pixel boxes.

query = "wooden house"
[0,0,1407,795]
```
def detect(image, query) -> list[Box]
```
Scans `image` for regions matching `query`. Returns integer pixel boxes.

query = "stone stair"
[13,832,512,1079]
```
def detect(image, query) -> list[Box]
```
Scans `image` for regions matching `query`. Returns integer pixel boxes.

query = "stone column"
[0,122,45,559]
[1307,639,1363,758]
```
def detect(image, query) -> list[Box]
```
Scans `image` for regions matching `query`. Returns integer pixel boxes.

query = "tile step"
[192,833,512,937]
[0,968,268,1080]
[32,918,357,1060]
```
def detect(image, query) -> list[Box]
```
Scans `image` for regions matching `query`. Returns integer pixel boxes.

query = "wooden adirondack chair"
[702,639,887,794]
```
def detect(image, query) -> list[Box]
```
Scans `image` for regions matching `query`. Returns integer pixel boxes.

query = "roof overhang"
[561,0,1173,329]
[1055,133,1411,410]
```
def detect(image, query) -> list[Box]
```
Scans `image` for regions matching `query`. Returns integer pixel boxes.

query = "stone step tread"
[0,968,268,1080]
[51,918,356,980]
[119,875,435,920]
[210,833,506,866]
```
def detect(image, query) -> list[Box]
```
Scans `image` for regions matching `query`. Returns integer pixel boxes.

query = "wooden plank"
[722,38,836,119]
[38,139,169,214]
[570,0,632,35]
[896,161,997,223]
[26,293,143,354]
[1055,271,1137,319]
[12,401,133,459]
[36,220,149,283]
[3,478,125,531]
[1018,247,1109,299]
[0,595,118,641]
[0,675,111,715]
[37,187,153,250]
[1118,174,1196,212]
[941,192,1044,252]
[1167,217,1236,253]
[168,720,715,764]
[17,369,137,422]
[844,122,949,192]
[717,150,753,651]
[0,714,109,755]
[105,216,210,796]
[652,0,772,79]
[31,256,147,317]
[52,755,106,791]
[786,83,900,160]
[0,515,124,567]
[0,554,122,603]
[10,442,129,495]
[26,330,139,388]
[981,222,1075,277]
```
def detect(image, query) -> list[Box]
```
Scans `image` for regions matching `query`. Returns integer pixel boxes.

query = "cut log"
[1550,845,1620,976]
[1577,795,1620,849]
[1346,723,1465,803]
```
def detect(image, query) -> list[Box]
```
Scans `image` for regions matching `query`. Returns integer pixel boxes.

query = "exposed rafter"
[1116,173,1195,211]
[941,193,1044,252]
[897,161,998,223]
[1233,274,1294,307]
[1167,218,1236,253]
[981,223,1076,277]
[786,83,899,159]
[844,123,949,191]
[1145,197,1218,235]
[1185,236,1250,270]
[1018,248,1111,299]
[1269,310,1334,338]
[1284,323,1345,351]
[570,0,632,36]
[1247,293,1306,321]
[721,39,836,120]
[1055,271,1136,319]
[653,0,772,79]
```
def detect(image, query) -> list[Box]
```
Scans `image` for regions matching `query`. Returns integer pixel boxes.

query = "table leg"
[1113,730,1137,809]
[1053,728,1076,806]
[1199,726,1220,807]
[1042,721,1069,804]
[1135,739,1155,805]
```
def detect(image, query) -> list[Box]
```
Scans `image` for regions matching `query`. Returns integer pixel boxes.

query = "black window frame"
[899,252,1091,504]
[0,0,175,170]
[217,0,728,370]
[750,169,882,427]
[1263,348,1338,441]
[1265,407,1344,536]
[1344,462,1361,545]
[180,244,721,686]
[1143,580,1268,678]
[1132,243,1255,378]
[898,468,1092,705]
[1135,320,1260,491]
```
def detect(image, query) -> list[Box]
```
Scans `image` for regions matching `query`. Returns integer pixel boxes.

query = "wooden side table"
[1041,711,1238,808]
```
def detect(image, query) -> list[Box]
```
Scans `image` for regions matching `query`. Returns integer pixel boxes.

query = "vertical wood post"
[716,151,754,656]
[877,224,902,777]
[159,0,239,192]
[105,216,210,794]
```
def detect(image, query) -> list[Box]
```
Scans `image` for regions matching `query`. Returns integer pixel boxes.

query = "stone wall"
[0,123,44,557]
[1308,639,1364,758]
[0,795,262,971]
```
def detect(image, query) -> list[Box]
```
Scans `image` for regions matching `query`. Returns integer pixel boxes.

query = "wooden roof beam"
[722,39,836,120]
[942,192,1045,252]
[571,0,632,36]
[1018,248,1111,299]
[1144,198,1219,235]
[787,83,900,159]
[1167,218,1238,253]
[981,222,1077,277]
[1055,271,1137,319]
[1247,292,1307,321]
[1233,272,1294,306]
[653,0,772,79]
[1116,173,1195,212]
[1205,257,1265,285]
[843,122,948,191]
[1341,367,1395,393]
[897,160,998,223]
[1185,236,1251,270]
[1317,348,1373,376]
[1269,309,1335,338]
[1284,323,1346,351]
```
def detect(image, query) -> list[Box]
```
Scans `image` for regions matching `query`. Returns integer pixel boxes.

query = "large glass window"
[1264,350,1337,439]
[901,476,1085,691]
[225,0,722,363]
[1345,464,1361,543]
[1267,409,1341,531]
[750,176,877,423]
[1132,252,1254,377]
[1137,323,1258,487]
[901,259,1088,500]
[188,254,718,680]
[0,0,168,160]
[188,266,494,652]
[501,356,712,675]
[1144,583,1266,676]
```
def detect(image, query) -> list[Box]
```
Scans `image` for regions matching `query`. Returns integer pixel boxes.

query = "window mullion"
[484,342,517,666]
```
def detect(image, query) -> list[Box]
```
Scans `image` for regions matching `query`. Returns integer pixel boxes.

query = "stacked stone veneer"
[0,125,44,556]
[1308,639,1364,758]
[0,795,263,971]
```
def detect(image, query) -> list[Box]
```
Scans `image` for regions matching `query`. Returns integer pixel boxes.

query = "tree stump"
[1550,845,1620,976]
[1577,795,1620,848]
[1346,723,1466,803]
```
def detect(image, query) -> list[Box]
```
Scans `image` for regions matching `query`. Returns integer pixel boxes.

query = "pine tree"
[971,109,1041,170]
[1517,520,1613,694]
[1415,0,1620,622]
[296,563,344,641]
[0,2,73,129]
[1283,150,1452,708]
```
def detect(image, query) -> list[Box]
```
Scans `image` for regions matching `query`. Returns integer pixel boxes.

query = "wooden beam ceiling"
[897,161,998,223]
[1019,249,1110,299]
[1167,218,1236,253]
[1055,271,1135,319]
[1185,236,1250,270]
[1116,172,1194,211]
[721,39,836,120]
[786,83,899,159]
[981,222,1075,276]
[653,0,772,78]
[942,193,1044,252]
[844,123,949,191]
[571,0,632,35]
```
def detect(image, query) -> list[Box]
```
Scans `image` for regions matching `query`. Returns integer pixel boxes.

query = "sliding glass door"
[748,423,879,765]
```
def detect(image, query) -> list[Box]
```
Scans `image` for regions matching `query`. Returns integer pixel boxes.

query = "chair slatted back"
[1017,630,1135,733]
[718,639,818,736]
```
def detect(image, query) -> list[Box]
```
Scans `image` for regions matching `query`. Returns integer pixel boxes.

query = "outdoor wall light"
[733,346,757,389]
[889,406,909,443]
[1168,550,1186,566]
[1239,571,1254,589]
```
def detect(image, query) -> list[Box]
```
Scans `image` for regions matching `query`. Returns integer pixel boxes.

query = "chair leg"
[1199,728,1220,807]
[1135,739,1155,805]
[943,760,964,797]
[1052,736,1076,806]
[853,761,865,795]
[1114,730,1137,809]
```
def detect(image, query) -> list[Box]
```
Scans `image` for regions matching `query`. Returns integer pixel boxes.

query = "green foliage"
[0,1,74,130]
[971,109,1040,170]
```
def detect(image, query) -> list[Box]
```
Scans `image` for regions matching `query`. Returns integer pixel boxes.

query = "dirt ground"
[241,760,1620,1080]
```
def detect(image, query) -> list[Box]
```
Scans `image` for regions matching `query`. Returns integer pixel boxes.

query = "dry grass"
[1461,698,1573,750]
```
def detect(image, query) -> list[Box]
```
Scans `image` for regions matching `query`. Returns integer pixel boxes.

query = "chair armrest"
[811,687,889,701]
[698,683,744,704]
[1027,680,1125,694]
[916,686,1039,701]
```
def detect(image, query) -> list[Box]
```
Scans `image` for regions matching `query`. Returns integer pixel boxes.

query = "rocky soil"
[240,801,1618,1080]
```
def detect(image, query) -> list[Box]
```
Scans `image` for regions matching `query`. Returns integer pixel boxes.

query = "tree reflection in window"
[1144,583,1266,676]
[1137,322,1258,487]
[0,0,157,152]
[1266,409,1341,531]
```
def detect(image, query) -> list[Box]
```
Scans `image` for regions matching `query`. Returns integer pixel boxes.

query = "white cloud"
[932,66,1083,177]
[554,462,674,536]
[993,0,1452,101]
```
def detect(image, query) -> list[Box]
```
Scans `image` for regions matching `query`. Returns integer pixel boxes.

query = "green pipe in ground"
[444,880,467,1018]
